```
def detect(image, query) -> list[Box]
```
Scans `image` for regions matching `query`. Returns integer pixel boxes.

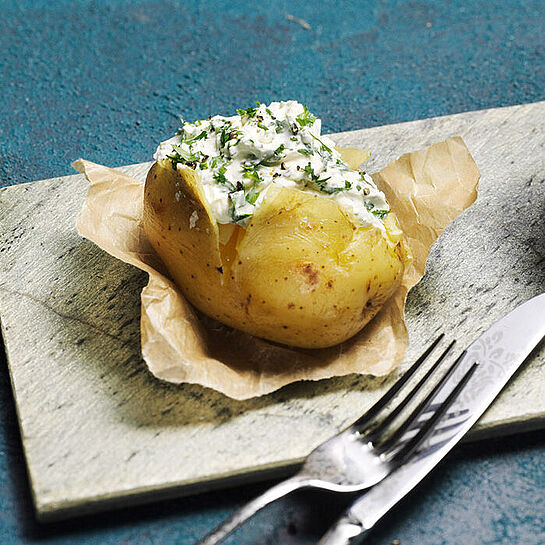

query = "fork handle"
[317,515,368,545]
[195,475,309,545]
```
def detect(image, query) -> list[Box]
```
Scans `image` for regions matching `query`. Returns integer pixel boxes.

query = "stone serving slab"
[0,102,544,521]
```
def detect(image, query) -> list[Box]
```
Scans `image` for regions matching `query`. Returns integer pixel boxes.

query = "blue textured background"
[1,0,545,543]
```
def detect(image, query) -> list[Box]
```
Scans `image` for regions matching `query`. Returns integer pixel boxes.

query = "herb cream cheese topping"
[154,100,390,229]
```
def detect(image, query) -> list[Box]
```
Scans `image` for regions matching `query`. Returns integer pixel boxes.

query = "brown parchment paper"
[74,136,479,399]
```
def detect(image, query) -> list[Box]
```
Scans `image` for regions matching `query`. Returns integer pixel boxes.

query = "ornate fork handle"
[197,475,310,545]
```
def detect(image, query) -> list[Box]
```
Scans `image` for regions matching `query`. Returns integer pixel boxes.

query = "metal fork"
[196,334,473,545]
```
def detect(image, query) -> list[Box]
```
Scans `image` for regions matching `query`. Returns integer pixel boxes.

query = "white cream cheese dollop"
[154,100,390,229]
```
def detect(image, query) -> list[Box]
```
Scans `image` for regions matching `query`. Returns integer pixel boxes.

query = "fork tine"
[352,334,444,430]
[364,339,456,442]
[389,361,479,463]
[377,350,467,453]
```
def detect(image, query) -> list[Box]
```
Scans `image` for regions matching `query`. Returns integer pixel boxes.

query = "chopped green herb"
[229,190,253,223]
[303,163,335,192]
[242,167,263,184]
[245,185,261,204]
[356,184,362,191]
[220,126,230,148]
[345,181,352,189]
[372,210,389,220]
[260,144,286,166]
[272,119,285,133]
[236,106,257,118]
[214,165,228,183]
[187,130,208,143]
[256,121,268,131]
[218,126,240,149]
[290,136,298,141]
[296,105,316,127]
[233,213,252,223]
[265,107,273,116]
[275,143,285,155]
[214,165,234,191]
[241,162,255,173]
[172,145,197,161]
[319,182,342,194]
[364,202,388,220]
[303,163,314,177]
[167,144,201,166]
[309,133,332,154]
[298,148,313,157]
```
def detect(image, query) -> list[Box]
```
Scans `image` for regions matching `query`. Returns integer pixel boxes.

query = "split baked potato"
[143,101,408,348]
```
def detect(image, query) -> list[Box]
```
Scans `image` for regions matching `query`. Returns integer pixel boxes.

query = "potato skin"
[143,161,407,348]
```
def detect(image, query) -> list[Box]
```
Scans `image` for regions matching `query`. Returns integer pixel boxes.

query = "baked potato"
[143,101,408,348]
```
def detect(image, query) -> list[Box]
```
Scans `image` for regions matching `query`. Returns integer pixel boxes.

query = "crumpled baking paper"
[74,136,479,399]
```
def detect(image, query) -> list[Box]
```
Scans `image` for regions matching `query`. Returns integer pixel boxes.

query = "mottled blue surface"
[1,0,545,186]
[1,0,545,543]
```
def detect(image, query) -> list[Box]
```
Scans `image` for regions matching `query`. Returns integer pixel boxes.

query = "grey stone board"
[0,101,544,520]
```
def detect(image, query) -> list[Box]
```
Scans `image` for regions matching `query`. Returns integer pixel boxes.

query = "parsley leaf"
[220,126,230,148]
[274,143,285,156]
[242,168,263,184]
[219,126,240,149]
[245,185,261,205]
[236,106,257,118]
[214,165,228,183]
[260,144,286,166]
[372,209,389,220]
[309,133,332,154]
[233,212,252,223]
[303,163,315,178]
[214,164,235,191]
[229,190,253,223]
[186,130,207,143]
[365,201,389,220]
[303,163,334,192]
[296,105,316,127]
[167,144,201,167]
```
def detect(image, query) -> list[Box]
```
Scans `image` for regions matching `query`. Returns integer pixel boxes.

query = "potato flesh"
[143,162,406,348]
